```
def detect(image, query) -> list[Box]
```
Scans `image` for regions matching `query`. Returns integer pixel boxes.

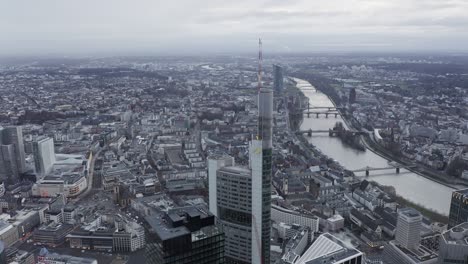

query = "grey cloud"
[0,0,467,55]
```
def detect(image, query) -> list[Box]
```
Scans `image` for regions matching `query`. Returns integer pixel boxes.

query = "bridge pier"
[396,167,400,174]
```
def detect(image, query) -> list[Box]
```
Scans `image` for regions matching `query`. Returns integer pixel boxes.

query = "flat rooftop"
[442,222,468,246]
[399,207,422,218]
[219,165,251,176]
[145,205,216,242]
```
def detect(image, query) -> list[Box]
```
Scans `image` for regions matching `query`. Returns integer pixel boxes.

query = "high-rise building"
[208,89,273,264]
[0,126,26,182]
[207,154,235,217]
[395,208,422,249]
[0,145,19,182]
[33,137,56,176]
[449,188,468,228]
[254,87,273,264]
[145,206,225,264]
[349,88,356,104]
[208,40,273,264]
[295,233,363,264]
[216,166,253,263]
[273,64,283,93]
[438,222,468,264]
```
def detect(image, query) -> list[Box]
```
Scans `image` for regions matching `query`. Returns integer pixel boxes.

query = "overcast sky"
[1,0,468,56]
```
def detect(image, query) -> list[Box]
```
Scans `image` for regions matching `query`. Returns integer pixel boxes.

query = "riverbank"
[372,181,448,222]
[300,78,465,190]
[292,77,456,215]
[362,134,466,189]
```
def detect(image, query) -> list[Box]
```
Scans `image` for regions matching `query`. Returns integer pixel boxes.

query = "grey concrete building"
[438,222,468,264]
[395,208,422,249]
[216,166,253,264]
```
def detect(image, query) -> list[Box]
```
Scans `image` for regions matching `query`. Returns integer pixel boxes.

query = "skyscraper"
[273,64,283,93]
[0,126,26,182]
[208,40,273,264]
[0,145,18,182]
[145,206,225,264]
[252,87,273,264]
[449,189,468,228]
[349,88,357,104]
[33,137,56,176]
[395,208,422,249]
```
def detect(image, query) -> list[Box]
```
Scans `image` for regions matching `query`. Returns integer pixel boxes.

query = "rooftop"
[441,222,468,246]
[145,205,219,242]
[219,165,251,176]
[399,207,422,219]
[453,188,468,196]
[295,233,362,264]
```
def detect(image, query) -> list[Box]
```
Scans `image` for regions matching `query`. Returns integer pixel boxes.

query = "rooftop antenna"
[257,38,263,93]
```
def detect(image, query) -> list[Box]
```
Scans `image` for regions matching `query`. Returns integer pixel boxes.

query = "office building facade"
[217,166,253,263]
[1,126,26,173]
[273,64,284,93]
[449,188,468,228]
[208,154,235,218]
[33,137,56,176]
[145,206,225,264]
[254,87,273,264]
[0,144,19,182]
[395,208,422,249]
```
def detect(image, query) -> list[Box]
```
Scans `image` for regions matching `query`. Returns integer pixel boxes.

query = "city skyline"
[0,3,467,261]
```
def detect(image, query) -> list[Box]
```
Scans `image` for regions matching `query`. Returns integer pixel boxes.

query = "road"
[75,147,103,200]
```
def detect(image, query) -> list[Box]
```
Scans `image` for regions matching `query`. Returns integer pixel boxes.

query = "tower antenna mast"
[257,38,263,92]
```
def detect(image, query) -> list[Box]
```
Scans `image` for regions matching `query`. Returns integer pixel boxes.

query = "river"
[295,79,454,215]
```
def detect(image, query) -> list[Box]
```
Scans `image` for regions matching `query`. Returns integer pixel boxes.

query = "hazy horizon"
[2,0,468,56]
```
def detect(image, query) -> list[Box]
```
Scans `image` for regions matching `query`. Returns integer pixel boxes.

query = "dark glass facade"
[448,189,468,228]
[146,232,225,264]
[261,148,272,264]
[273,65,283,93]
[145,206,225,264]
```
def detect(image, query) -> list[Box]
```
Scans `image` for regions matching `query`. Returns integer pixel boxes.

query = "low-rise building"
[438,222,468,264]
[271,204,320,233]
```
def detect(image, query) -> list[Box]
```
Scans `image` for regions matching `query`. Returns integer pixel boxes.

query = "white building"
[32,154,88,198]
[33,137,56,176]
[295,233,363,264]
[207,154,234,217]
[32,174,87,198]
[395,208,422,249]
[271,204,320,233]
